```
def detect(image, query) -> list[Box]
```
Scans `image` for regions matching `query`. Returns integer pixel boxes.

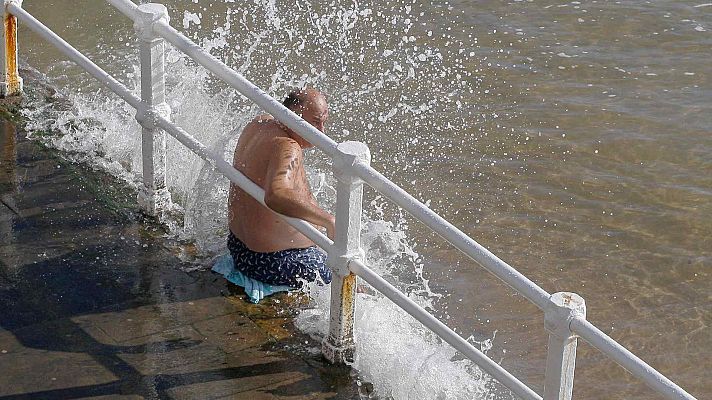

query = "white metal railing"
[1,0,698,399]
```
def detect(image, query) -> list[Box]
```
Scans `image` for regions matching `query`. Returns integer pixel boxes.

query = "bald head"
[283,88,326,111]
[282,87,329,136]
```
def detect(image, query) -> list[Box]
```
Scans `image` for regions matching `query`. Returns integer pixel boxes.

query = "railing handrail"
[7,2,526,396]
[6,1,698,399]
[112,0,555,312]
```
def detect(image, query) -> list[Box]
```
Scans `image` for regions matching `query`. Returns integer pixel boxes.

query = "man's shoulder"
[238,118,296,154]
[252,114,274,123]
[240,116,282,143]
[244,114,275,131]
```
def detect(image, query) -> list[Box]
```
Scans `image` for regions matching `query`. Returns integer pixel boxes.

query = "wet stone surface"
[0,100,363,399]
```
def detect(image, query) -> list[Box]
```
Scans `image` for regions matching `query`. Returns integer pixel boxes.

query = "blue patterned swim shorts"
[227,231,332,287]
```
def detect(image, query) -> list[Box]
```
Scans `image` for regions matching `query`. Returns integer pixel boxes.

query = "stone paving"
[0,100,364,399]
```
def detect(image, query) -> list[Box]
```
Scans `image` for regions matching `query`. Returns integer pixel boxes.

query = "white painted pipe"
[8,3,141,109]
[542,293,586,400]
[570,317,697,400]
[350,161,553,311]
[349,258,542,400]
[104,0,140,20]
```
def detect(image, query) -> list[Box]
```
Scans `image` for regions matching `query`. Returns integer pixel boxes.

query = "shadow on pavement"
[0,100,363,399]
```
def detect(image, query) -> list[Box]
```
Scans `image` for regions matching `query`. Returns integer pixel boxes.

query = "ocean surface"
[15,0,711,398]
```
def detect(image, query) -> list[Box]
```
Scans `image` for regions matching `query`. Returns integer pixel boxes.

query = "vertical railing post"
[543,292,586,400]
[1,0,22,97]
[322,141,371,364]
[134,3,171,217]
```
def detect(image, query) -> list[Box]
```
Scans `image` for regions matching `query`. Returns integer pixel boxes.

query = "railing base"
[0,77,22,97]
[322,336,355,365]
[138,186,171,217]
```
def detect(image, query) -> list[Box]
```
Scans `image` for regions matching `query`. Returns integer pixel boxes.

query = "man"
[227,88,334,288]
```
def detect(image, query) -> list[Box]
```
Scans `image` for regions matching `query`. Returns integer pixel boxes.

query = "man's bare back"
[228,89,334,253]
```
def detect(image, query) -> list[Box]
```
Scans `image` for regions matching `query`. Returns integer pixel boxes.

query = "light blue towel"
[211,254,295,303]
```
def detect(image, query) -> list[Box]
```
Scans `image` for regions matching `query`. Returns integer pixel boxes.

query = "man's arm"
[263,137,335,239]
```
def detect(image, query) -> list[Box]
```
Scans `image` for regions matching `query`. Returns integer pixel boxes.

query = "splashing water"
[20,0,507,398]
[24,0,496,251]
[295,207,498,399]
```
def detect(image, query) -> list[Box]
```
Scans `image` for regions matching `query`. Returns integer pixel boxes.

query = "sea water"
[18,0,711,398]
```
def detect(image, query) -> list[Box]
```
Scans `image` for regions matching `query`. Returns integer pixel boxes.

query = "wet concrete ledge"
[0,97,363,399]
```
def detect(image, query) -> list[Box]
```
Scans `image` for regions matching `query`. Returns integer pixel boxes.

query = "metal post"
[322,141,370,364]
[543,292,586,400]
[1,0,22,97]
[134,3,171,217]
